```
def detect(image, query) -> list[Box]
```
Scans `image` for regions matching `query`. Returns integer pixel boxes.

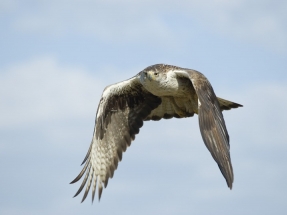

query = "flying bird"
[71,64,242,202]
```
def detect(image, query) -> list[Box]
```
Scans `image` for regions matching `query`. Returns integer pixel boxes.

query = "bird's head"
[142,69,160,82]
[139,65,172,96]
[139,65,167,84]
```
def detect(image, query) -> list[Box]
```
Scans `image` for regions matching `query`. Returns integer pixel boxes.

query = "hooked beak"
[143,71,152,81]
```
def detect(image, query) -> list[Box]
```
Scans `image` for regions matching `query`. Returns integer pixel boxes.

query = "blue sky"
[1,1,287,214]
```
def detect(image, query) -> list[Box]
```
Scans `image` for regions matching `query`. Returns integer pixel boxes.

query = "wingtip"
[98,185,103,201]
[81,197,85,203]
[70,176,81,184]
[227,177,233,190]
[70,179,77,184]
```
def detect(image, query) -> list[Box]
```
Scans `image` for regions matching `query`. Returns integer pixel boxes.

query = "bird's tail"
[217,97,243,111]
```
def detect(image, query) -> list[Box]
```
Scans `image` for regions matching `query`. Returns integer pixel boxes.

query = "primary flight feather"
[70,64,242,202]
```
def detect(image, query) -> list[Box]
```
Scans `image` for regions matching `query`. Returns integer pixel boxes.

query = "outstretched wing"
[174,69,235,189]
[70,75,161,202]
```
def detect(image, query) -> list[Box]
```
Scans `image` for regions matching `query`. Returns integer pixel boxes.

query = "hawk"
[71,64,242,202]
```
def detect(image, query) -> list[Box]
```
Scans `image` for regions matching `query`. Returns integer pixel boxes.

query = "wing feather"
[81,168,94,202]
[91,171,97,202]
[70,156,91,184]
[71,75,161,202]
[73,164,91,197]
[174,69,235,189]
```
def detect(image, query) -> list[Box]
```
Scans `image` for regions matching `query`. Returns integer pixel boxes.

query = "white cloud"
[6,0,287,51]
[193,0,287,52]
[0,57,104,129]
[12,0,177,46]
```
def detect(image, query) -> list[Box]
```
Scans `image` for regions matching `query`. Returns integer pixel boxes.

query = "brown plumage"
[71,64,242,202]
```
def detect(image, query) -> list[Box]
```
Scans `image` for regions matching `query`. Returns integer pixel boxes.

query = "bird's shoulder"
[101,75,142,99]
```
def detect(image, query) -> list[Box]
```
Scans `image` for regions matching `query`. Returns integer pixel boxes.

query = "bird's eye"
[154,72,158,76]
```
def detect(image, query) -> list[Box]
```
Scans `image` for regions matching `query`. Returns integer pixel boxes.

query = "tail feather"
[217,97,243,111]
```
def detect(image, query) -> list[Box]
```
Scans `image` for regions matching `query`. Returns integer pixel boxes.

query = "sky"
[0,0,287,214]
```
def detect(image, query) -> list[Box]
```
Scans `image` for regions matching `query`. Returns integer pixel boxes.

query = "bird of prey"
[71,64,242,203]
